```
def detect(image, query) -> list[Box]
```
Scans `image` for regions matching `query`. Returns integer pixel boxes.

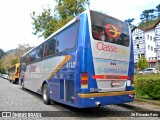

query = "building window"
[141,54,144,57]
[148,45,150,50]
[156,28,160,34]
[138,54,140,58]
[150,36,152,41]
[147,35,149,39]
[137,44,139,49]
[139,33,143,39]
[154,48,156,52]
[154,37,156,42]
[135,34,138,39]
[151,46,153,51]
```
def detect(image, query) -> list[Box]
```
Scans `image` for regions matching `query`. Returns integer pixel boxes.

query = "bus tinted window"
[90,11,129,47]
[30,49,36,62]
[25,54,30,64]
[49,37,57,55]
[44,36,57,57]
[56,23,78,53]
[9,66,16,73]
[36,44,44,59]
[44,41,50,57]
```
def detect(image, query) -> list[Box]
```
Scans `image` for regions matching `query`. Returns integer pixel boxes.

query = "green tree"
[15,43,32,57]
[0,49,4,59]
[0,44,32,71]
[140,9,156,22]
[0,60,5,73]
[156,4,160,17]
[55,0,89,20]
[9,58,19,65]
[125,18,135,26]
[137,55,149,70]
[31,0,89,39]
[31,8,58,38]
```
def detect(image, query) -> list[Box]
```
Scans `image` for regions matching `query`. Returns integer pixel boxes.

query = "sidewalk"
[124,98,160,111]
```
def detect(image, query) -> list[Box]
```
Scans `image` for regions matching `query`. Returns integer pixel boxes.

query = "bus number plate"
[111,81,120,87]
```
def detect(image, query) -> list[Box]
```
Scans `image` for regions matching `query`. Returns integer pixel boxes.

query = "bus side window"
[30,50,36,62]
[49,38,56,55]
[25,54,30,64]
[56,23,77,53]
[36,44,44,59]
[39,45,44,58]
[44,42,49,57]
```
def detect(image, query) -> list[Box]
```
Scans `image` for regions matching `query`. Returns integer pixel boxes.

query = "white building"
[155,21,160,60]
[132,27,145,63]
[132,20,160,66]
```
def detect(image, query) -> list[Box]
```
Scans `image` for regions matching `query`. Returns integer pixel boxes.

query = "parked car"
[138,68,159,74]
[1,74,9,79]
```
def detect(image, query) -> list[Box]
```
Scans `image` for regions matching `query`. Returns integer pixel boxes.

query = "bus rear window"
[90,11,129,47]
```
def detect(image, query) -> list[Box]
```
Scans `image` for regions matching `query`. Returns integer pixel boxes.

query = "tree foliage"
[0,49,4,59]
[0,60,5,73]
[140,9,156,22]
[31,0,89,39]
[0,44,32,72]
[137,55,149,70]
[156,4,160,17]
[9,58,19,66]
[125,18,135,25]
[31,8,58,38]
[138,4,160,29]
[55,0,89,19]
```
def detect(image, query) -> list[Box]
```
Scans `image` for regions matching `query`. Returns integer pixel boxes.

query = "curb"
[135,98,160,106]
[117,99,160,111]
[117,103,150,111]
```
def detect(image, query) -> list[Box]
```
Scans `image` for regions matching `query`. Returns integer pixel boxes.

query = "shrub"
[135,75,160,100]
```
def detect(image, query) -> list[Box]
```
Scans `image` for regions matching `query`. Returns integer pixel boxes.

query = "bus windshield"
[90,11,130,47]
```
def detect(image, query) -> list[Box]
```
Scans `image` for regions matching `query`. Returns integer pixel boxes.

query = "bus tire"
[42,84,50,105]
[12,80,15,84]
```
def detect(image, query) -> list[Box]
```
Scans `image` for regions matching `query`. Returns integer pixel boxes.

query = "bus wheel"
[42,84,50,105]
[12,80,15,84]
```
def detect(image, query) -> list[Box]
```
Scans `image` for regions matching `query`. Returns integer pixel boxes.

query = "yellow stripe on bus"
[78,90,135,98]
[47,55,71,80]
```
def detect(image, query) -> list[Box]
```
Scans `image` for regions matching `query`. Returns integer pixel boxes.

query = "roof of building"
[132,19,160,32]
[131,26,143,32]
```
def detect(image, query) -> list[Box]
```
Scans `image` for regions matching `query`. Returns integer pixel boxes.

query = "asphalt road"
[0,77,159,120]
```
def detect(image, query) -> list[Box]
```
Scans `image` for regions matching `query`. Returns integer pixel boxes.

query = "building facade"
[132,27,145,63]
[132,20,160,68]
[155,22,160,60]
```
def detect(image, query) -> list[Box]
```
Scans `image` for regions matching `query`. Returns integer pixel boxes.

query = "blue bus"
[20,10,134,108]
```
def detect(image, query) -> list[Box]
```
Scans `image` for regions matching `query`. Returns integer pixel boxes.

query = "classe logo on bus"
[96,42,127,54]
[105,24,121,39]
[96,42,117,52]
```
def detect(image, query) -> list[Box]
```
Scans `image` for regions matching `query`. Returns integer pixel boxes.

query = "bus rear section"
[8,63,20,84]
[75,10,134,108]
